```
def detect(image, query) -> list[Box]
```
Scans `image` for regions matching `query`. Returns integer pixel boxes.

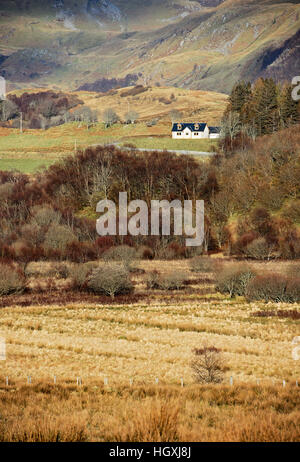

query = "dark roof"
[208,126,221,133]
[172,123,207,132]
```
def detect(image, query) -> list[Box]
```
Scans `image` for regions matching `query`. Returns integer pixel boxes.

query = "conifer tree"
[280,83,300,127]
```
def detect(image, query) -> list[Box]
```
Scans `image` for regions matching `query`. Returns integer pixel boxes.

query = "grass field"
[0,259,299,442]
[0,85,226,172]
[1,260,299,385]
[0,381,299,442]
[0,122,218,172]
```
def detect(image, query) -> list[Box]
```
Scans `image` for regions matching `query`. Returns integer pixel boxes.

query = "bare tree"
[125,110,139,124]
[221,111,241,148]
[103,108,119,128]
[82,152,113,205]
[243,122,257,141]
[191,346,225,384]
[0,99,18,122]
[87,263,133,299]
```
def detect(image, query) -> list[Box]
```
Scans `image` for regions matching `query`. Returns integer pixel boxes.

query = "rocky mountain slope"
[0,0,299,94]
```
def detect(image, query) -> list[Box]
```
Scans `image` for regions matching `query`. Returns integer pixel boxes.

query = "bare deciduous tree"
[103,108,119,128]
[221,111,241,149]
[191,346,225,384]
[125,110,139,124]
[88,263,133,299]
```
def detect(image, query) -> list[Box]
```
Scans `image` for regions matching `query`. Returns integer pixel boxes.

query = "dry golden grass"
[0,259,299,385]
[77,86,228,123]
[0,258,299,441]
[0,382,299,442]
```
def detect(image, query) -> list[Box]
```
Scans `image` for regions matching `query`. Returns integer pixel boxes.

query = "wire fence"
[1,375,299,388]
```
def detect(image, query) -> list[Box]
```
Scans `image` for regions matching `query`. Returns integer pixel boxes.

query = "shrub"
[44,224,77,253]
[245,237,273,260]
[0,264,26,296]
[138,246,154,260]
[52,262,69,279]
[191,346,225,384]
[69,262,97,290]
[102,245,138,271]
[146,271,160,289]
[87,263,133,299]
[246,273,300,303]
[189,256,214,273]
[146,270,186,290]
[284,278,300,303]
[31,205,61,228]
[215,263,256,298]
[281,200,300,223]
[157,271,186,290]
[279,236,300,259]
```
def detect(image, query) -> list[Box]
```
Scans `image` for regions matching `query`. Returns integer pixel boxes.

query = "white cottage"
[172,123,209,139]
[172,123,220,139]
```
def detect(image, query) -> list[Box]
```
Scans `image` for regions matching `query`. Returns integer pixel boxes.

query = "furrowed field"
[0,259,299,442]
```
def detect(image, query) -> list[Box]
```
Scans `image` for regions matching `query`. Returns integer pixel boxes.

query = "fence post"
[283,380,286,387]
[155,377,159,385]
[27,376,31,385]
[5,376,8,386]
[296,380,298,387]
[104,377,108,386]
[230,376,233,386]
[180,378,184,388]
[129,378,133,387]
[54,375,56,385]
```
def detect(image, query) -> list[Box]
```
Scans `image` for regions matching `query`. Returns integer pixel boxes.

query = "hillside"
[76,85,228,122]
[0,0,299,93]
[0,85,227,172]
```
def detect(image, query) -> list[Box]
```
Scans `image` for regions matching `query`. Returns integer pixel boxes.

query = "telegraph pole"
[20,111,23,133]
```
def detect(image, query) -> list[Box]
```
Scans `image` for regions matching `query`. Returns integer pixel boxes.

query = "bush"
[146,271,160,289]
[0,264,26,296]
[215,263,256,298]
[246,273,300,303]
[52,262,69,279]
[146,270,186,290]
[191,346,225,384]
[31,205,61,228]
[189,256,214,273]
[281,200,300,223]
[286,277,300,303]
[102,245,138,271]
[158,271,186,290]
[44,224,77,253]
[245,237,273,260]
[87,263,133,299]
[69,262,97,290]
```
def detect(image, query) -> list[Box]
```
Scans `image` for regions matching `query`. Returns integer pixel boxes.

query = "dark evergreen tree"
[280,83,300,127]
